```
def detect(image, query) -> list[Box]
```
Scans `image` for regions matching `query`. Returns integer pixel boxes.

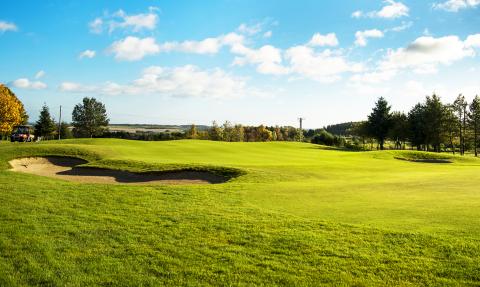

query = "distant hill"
[324,122,360,136]
[108,124,210,133]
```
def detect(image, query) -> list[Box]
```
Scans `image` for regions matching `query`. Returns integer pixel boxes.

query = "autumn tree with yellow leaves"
[0,84,28,138]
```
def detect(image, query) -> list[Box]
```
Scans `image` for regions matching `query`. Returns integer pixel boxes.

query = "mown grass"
[1,139,480,286]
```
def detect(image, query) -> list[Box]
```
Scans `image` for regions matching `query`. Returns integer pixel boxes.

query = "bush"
[311,130,335,146]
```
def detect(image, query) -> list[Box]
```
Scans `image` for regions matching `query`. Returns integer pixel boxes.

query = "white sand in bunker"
[9,157,226,185]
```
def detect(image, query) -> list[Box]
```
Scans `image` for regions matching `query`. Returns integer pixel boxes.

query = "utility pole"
[298,117,305,142]
[298,117,305,130]
[58,105,62,140]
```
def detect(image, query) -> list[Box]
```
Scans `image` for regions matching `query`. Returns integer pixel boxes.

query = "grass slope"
[1,139,480,286]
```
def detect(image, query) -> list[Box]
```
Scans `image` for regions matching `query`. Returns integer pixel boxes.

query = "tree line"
[0,83,109,141]
[3,82,479,155]
[352,94,480,155]
[30,97,109,140]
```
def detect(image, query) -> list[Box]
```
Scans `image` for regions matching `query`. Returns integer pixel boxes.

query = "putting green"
[1,139,479,286]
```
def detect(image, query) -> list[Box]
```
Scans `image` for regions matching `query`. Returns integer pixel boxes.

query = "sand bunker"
[9,157,227,185]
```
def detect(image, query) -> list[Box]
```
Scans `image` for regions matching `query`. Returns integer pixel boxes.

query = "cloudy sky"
[1,0,479,127]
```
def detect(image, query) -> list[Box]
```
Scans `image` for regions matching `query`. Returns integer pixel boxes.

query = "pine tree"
[424,94,445,152]
[469,95,480,157]
[34,104,56,139]
[453,94,468,155]
[367,97,392,150]
[59,122,73,139]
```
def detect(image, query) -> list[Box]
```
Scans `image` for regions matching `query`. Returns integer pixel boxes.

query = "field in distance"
[108,124,210,133]
[1,139,479,286]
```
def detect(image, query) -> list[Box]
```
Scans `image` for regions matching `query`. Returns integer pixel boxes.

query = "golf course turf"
[1,139,480,286]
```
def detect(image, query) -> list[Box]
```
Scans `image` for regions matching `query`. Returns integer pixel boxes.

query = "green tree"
[453,94,468,155]
[208,121,223,141]
[311,130,335,146]
[59,122,73,139]
[232,124,244,142]
[257,125,273,142]
[350,121,370,150]
[424,94,445,152]
[469,95,480,157]
[367,97,392,150]
[443,105,459,154]
[274,126,283,141]
[187,124,198,139]
[222,121,234,142]
[72,97,109,138]
[408,103,427,150]
[34,104,56,139]
[389,111,409,150]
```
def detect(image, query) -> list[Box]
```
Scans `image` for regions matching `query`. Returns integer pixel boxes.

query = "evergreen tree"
[424,94,445,152]
[367,97,392,150]
[72,97,109,138]
[59,122,73,139]
[469,95,480,157]
[453,94,468,155]
[34,104,56,139]
[408,103,427,150]
[389,111,409,149]
[443,105,459,154]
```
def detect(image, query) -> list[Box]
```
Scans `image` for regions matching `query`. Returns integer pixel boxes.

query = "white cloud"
[351,10,363,18]
[263,31,272,38]
[387,21,413,32]
[0,21,17,32]
[380,35,476,73]
[433,0,480,12]
[376,0,409,18]
[106,32,246,61]
[423,28,432,36]
[157,32,245,55]
[349,69,397,84]
[89,8,158,34]
[59,82,92,92]
[237,23,262,35]
[352,0,409,19]
[108,36,160,61]
[133,65,251,98]
[160,38,222,54]
[59,65,263,99]
[231,43,290,75]
[111,9,157,32]
[79,49,96,59]
[355,29,384,47]
[10,78,47,90]
[284,46,363,82]
[465,34,480,48]
[308,33,339,47]
[89,18,103,34]
[35,70,45,79]
[412,65,439,74]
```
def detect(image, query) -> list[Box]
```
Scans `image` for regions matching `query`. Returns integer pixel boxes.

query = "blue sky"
[1,0,480,128]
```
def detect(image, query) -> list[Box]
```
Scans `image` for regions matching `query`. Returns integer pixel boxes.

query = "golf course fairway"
[1,139,480,286]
